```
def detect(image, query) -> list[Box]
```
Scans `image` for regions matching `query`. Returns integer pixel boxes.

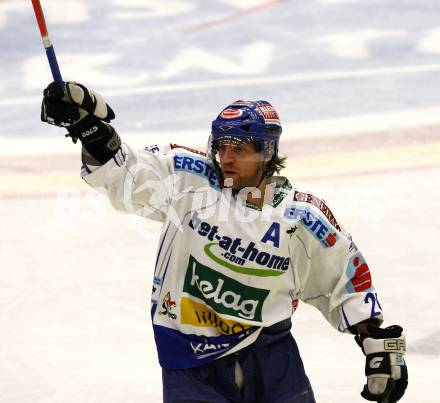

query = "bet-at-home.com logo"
[189,212,290,277]
[183,255,269,321]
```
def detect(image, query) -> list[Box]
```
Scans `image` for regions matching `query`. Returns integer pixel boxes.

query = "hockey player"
[41,82,408,403]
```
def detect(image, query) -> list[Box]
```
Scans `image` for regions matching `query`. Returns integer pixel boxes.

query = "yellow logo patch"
[180,297,251,335]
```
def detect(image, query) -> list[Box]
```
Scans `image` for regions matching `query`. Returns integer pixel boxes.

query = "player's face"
[217,140,266,190]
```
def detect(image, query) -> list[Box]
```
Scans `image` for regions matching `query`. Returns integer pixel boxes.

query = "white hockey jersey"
[82,143,383,369]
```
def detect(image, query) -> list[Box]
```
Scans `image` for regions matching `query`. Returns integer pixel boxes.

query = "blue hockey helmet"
[210,100,282,158]
[208,100,282,180]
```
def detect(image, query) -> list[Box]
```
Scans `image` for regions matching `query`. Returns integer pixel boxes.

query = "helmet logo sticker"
[257,104,280,125]
[220,109,243,119]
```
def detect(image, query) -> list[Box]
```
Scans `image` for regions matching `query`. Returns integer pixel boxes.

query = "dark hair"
[251,140,286,178]
[265,154,287,177]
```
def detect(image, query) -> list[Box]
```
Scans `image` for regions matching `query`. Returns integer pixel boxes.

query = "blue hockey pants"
[162,330,315,403]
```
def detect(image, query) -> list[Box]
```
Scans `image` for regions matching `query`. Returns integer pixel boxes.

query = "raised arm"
[41,82,174,221]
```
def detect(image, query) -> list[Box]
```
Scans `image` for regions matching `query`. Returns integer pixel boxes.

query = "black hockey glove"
[41,81,121,164]
[356,324,408,403]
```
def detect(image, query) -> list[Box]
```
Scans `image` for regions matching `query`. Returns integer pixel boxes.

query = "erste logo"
[346,252,372,293]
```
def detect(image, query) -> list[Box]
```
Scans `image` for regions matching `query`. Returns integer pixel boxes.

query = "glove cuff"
[83,125,121,164]
[68,115,121,164]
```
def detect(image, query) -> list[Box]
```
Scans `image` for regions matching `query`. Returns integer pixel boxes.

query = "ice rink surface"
[1,0,440,402]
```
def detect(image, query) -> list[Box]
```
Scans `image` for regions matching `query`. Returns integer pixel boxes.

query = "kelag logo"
[183,255,269,321]
[283,206,338,248]
[189,212,290,277]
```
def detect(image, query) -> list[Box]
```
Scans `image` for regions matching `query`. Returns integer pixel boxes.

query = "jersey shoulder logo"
[173,153,220,188]
[145,144,160,154]
[293,191,341,231]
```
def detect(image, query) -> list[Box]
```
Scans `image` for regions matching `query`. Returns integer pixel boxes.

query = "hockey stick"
[31,0,64,87]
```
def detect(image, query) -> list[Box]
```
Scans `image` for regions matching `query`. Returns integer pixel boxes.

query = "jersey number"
[365,292,382,318]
